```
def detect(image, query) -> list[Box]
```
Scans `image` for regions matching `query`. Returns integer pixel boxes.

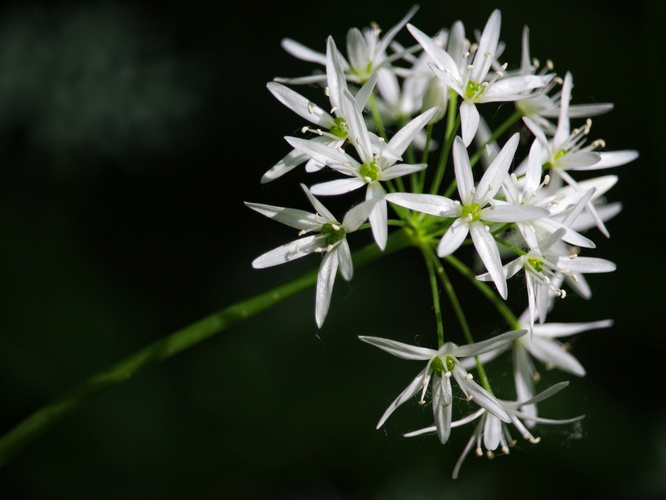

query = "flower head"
[246,184,374,327]
[359,329,526,443]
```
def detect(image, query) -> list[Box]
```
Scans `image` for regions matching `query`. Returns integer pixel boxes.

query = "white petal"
[481,204,549,222]
[380,163,428,180]
[342,198,375,232]
[453,329,527,358]
[469,222,507,298]
[267,82,334,128]
[526,338,586,376]
[301,184,336,222]
[281,38,327,65]
[367,184,388,250]
[460,100,480,147]
[432,374,453,444]
[358,336,436,360]
[244,202,321,231]
[310,178,365,196]
[594,150,639,169]
[315,249,339,327]
[337,240,354,281]
[385,192,458,217]
[251,235,321,268]
[437,218,469,257]
[471,9,501,83]
[532,319,613,338]
[452,136,474,204]
[388,107,438,156]
[285,136,350,167]
[375,368,428,428]
[261,148,308,183]
[475,133,519,204]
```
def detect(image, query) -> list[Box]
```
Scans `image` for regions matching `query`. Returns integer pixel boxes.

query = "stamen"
[486,450,495,459]
[307,105,313,114]
[324,87,329,97]
[298,230,307,236]
[546,59,554,70]
[532,57,540,68]
[330,106,338,114]
[465,373,473,380]
[475,447,483,457]
[301,126,309,134]
[465,394,474,402]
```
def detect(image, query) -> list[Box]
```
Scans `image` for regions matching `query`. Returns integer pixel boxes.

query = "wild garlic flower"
[287,90,436,250]
[262,37,379,183]
[386,134,548,298]
[359,329,526,444]
[444,382,584,479]
[276,6,419,85]
[523,71,638,236]
[408,10,553,146]
[245,184,374,327]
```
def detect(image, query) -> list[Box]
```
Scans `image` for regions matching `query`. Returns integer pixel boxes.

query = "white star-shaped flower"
[408,10,553,146]
[246,184,374,327]
[523,71,638,236]
[276,6,419,85]
[437,382,584,479]
[262,37,379,183]
[359,329,526,444]
[287,90,436,250]
[386,134,548,298]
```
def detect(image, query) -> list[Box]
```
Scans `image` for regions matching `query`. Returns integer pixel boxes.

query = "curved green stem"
[0,230,414,468]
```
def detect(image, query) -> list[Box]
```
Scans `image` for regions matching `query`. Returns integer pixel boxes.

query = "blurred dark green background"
[0,0,662,498]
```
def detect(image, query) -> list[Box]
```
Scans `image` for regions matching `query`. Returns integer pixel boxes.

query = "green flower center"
[543,149,566,170]
[527,256,545,273]
[359,161,380,182]
[329,117,348,139]
[431,356,455,373]
[461,202,482,222]
[320,223,346,246]
[465,80,483,99]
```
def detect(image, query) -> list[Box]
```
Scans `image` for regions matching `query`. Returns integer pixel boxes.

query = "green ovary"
[465,80,483,99]
[359,161,380,182]
[461,203,482,222]
[431,356,455,373]
[329,117,348,138]
[320,223,346,246]
[527,257,544,272]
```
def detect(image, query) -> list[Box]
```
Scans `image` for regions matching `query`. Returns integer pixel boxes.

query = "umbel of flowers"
[245,6,637,477]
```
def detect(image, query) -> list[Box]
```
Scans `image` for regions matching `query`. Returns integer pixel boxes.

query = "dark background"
[0,0,662,498]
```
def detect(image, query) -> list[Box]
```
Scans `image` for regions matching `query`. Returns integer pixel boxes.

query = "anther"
[511,173,518,185]
[501,445,510,454]
[486,450,495,459]
[465,373,473,380]
[554,76,563,85]
[301,126,309,134]
[465,394,474,402]
[298,230,307,236]
[343,162,352,168]
[475,448,483,457]
[324,87,329,96]
[571,274,579,283]
[331,224,340,231]
[532,57,540,68]
[356,136,361,145]
[316,129,323,136]
[484,225,490,232]
[307,105,313,114]
[529,436,541,444]
[418,399,426,406]
[326,244,334,252]
[546,59,554,70]
[330,106,338,114]
[363,176,372,183]
[338,147,346,154]
[467,64,474,70]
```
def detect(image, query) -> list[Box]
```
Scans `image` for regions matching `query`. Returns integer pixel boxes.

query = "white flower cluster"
[245,6,636,477]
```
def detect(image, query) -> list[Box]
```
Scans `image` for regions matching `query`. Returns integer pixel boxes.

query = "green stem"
[429,103,460,195]
[469,109,522,167]
[368,93,387,141]
[0,230,414,468]
[419,243,444,347]
[444,254,520,330]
